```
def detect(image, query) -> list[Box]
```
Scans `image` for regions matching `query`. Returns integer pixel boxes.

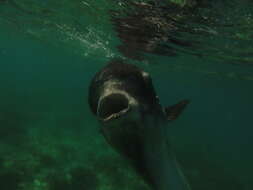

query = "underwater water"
[0,0,253,189]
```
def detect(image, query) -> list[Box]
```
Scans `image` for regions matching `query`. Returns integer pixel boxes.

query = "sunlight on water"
[1,0,253,68]
[0,0,120,58]
[112,0,253,65]
[54,24,115,58]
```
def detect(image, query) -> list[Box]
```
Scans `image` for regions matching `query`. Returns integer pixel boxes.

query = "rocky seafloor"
[0,110,248,190]
[0,111,149,190]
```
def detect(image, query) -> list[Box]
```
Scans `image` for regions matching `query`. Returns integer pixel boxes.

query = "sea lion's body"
[88,59,191,190]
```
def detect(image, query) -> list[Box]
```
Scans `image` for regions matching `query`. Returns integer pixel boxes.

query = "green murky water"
[0,0,253,190]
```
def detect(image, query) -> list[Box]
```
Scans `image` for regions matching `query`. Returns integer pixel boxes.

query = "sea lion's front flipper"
[164,99,190,121]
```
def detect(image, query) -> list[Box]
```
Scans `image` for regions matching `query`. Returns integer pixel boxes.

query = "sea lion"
[88,59,191,190]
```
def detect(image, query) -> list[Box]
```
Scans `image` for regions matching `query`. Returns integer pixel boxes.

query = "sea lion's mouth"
[97,93,130,122]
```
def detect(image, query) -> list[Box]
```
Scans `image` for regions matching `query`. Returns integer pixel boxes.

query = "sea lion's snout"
[97,93,131,122]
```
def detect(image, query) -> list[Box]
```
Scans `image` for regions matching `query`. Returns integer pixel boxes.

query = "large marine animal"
[88,59,191,190]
